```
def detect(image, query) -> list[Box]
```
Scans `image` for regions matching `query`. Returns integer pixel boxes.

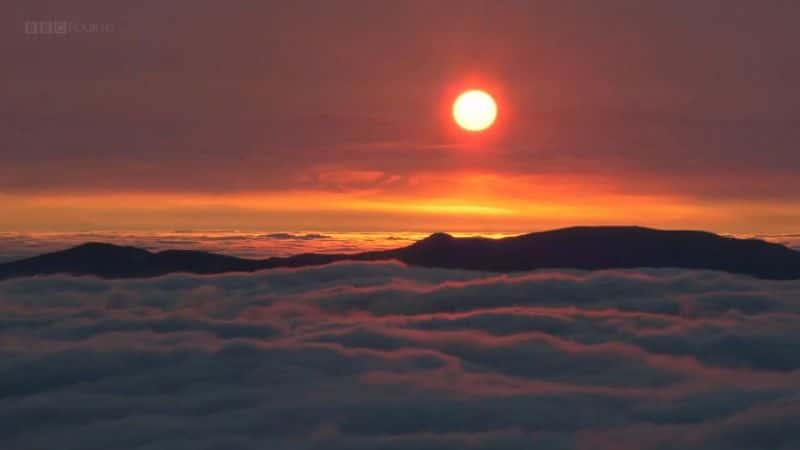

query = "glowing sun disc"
[453,90,497,132]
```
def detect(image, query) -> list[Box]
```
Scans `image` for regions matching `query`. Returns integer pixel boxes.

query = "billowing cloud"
[2,262,800,449]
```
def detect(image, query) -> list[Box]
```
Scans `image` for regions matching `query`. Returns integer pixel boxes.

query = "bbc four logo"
[24,20,115,35]
[25,20,68,35]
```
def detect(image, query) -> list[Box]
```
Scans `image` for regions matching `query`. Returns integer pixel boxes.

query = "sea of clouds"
[0,231,427,263]
[2,262,800,449]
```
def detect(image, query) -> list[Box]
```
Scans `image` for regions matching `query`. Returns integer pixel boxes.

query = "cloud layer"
[0,231,428,263]
[2,263,800,449]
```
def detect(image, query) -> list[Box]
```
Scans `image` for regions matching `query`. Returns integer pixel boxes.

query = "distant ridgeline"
[1,227,799,280]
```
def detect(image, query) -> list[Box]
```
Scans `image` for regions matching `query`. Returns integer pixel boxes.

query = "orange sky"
[2,173,797,234]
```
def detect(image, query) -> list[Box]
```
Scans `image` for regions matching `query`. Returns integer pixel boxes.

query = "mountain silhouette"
[1,226,799,280]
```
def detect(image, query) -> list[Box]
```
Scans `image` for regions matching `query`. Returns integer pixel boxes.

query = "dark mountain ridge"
[2,226,799,280]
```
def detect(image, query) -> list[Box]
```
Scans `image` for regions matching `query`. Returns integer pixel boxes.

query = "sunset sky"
[3,1,800,233]
[6,4,800,449]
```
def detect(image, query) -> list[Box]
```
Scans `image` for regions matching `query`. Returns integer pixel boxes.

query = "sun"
[453,90,497,132]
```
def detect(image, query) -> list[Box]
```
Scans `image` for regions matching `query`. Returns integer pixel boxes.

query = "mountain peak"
[60,242,152,258]
[410,232,456,249]
[422,232,454,241]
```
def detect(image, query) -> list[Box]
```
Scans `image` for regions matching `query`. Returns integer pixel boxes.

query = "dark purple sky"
[2,1,800,232]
